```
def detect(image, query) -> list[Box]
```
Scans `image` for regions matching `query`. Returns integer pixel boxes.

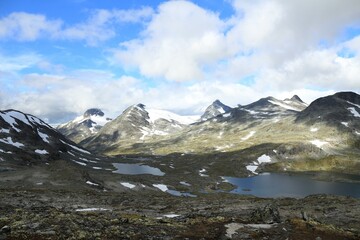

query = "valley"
[1,92,360,239]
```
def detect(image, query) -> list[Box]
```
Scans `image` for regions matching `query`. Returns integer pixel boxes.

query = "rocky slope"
[1,94,360,240]
[57,108,112,143]
[90,92,360,176]
[296,91,360,131]
[0,109,110,170]
[81,104,198,152]
[200,100,232,121]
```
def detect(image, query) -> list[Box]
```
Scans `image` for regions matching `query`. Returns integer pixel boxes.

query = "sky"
[1,0,360,124]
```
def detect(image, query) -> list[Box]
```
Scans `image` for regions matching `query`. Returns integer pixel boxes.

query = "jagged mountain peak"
[201,100,232,121]
[83,108,104,117]
[284,94,304,103]
[334,91,360,105]
[0,109,97,166]
[289,95,304,103]
[127,103,146,111]
[82,105,200,151]
[296,91,360,128]
[57,108,111,143]
[241,95,307,116]
[212,99,223,105]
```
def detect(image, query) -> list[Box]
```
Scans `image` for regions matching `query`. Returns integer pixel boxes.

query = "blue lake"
[224,173,360,198]
[112,163,165,176]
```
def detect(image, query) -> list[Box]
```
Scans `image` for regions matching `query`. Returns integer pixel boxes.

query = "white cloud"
[113,0,360,88]
[0,52,43,72]
[1,0,360,123]
[112,6,154,23]
[0,7,153,45]
[2,71,144,123]
[0,12,62,41]
[112,1,229,81]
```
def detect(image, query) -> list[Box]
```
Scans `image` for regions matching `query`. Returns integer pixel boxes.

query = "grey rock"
[250,204,281,224]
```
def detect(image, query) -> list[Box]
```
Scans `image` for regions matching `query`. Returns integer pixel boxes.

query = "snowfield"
[310,140,328,148]
[121,182,136,189]
[35,149,49,155]
[147,108,199,125]
[153,184,168,192]
[0,137,24,148]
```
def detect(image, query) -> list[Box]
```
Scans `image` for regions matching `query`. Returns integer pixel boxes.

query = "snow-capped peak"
[268,95,307,112]
[0,110,50,132]
[201,100,232,121]
[146,108,199,125]
[83,108,105,117]
[62,108,111,127]
[57,108,112,140]
[268,99,303,111]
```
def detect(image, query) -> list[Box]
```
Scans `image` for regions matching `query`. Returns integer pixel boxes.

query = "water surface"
[112,163,165,176]
[224,173,360,198]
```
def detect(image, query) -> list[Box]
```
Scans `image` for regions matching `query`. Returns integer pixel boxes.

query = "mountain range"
[1,91,360,176]
[0,109,110,171]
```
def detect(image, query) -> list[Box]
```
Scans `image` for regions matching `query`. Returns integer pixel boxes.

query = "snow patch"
[310,140,328,148]
[347,101,360,109]
[218,131,224,138]
[348,107,360,117]
[180,181,191,186]
[246,154,272,174]
[242,108,260,115]
[199,168,209,177]
[79,157,97,163]
[7,111,32,126]
[0,128,10,134]
[153,184,168,192]
[0,137,24,148]
[215,144,232,151]
[121,182,136,189]
[241,131,256,141]
[268,100,300,111]
[147,109,198,125]
[0,112,21,132]
[86,181,99,186]
[310,127,318,132]
[246,165,258,174]
[37,130,50,143]
[0,149,12,154]
[75,208,110,212]
[60,140,90,154]
[341,122,349,127]
[72,160,87,166]
[221,177,229,183]
[225,222,275,237]
[222,112,231,117]
[257,154,271,164]
[35,149,48,155]
[163,214,180,218]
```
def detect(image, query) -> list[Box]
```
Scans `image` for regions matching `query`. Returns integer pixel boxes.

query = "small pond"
[224,173,360,198]
[112,163,165,176]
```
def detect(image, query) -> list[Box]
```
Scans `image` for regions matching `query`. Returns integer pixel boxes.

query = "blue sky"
[1,0,360,123]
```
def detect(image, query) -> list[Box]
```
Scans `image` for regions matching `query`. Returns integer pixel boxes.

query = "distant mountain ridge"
[0,109,102,168]
[57,108,112,143]
[1,91,360,176]
[296,91,360,131]
[81,104,199,152]
[200,100,232,121]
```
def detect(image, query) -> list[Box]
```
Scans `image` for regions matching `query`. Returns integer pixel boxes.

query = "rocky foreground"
[0,187,359,239]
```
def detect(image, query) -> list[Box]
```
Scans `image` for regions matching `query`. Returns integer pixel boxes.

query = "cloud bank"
[0,0,360,123]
